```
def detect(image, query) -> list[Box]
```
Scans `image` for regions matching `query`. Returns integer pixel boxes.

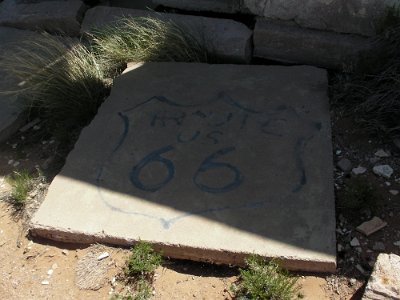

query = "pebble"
[374,149,390,158]
[13,161,20,167]
[47,269,53,276]
[337,244,344,252]
[356,264,367,275]
[51,263,58,270]
[336,150,342,155]
[385,181,391,186]
[62,250,69,256]
[350,237,360,247]
[337,158,352,172]
[8,160,14,165]
[349,278,357,286]
[352,166,367,175]
[394,241,400,247]
[356,217,387,236]
[373,165,394,179]
[41,280,49,285]
[97,252,109,261]
[33,125,40,130]
[389,190,399,196]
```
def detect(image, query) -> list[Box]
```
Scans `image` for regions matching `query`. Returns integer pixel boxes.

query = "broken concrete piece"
[30,62,336,272]
[350,237,360,247]
[373,165,394,179]
[81,6,252,63]
[352,166,367,175]
[0,0,86,36]
[253,20,370,70]
[374,149,390,158]
[357,217,387,236]
[362,253,400,300]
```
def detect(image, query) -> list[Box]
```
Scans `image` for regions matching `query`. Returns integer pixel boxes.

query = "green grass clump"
[125,241,162,278]
[6,170,34,207]
[231,255,300,300]
[110,279,152,300]
[0,34,110,136]
[90,16,210,75]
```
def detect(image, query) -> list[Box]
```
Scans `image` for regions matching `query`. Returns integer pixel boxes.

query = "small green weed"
[231,255,299,300]
[6,170,34,207]
[110,279,152,300]
[125,241,162,278]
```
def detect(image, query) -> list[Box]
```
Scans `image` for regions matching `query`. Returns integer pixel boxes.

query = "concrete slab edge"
[29,223,336,273]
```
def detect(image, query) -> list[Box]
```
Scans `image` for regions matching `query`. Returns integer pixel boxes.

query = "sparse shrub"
[110,280,152,300]
[89,16,210,75]
[0,34,110,138]
[231,255,299,300]
[6,170,34,207]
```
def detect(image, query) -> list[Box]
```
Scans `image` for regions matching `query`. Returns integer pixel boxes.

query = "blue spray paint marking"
[193,147,244,193]
[130,145,175,192]
[94,92,323,229]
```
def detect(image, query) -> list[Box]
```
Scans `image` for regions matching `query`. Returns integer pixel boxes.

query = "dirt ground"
[1,102,398,299]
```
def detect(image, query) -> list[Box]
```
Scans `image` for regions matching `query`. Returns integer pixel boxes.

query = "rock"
[81,6,252,63]
[350,237,360,247]
[62,249,69,255]
[337,244,344,252]
[97,252,109,260]
[374,149,390,158]
[0,0,87,36]
[245,0,395,36]
[349,278,357,286]
[394,241,400,247]
[47,269,53,276]
[0,27,42,143]
[389,190,399,196]
[356,217,387,236]
[362,253,400,300]
[337,158,352,172]
[153,0,248,14]
[372,242,385,251]
[369,157,380,164]
[373,165,394,179]
[253,19,370,70]
[352,166,367,175]
[41,280,49,285]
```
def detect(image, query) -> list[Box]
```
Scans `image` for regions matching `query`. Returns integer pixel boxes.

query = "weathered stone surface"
[152,0,249,14]
[253,20,370,70]
[0,27,41,143]
[245,0,397,36]
[0,0,87,36]
[356,217,387,236]
[30,62,336,272]
[81,6,252,63]
[362,253,400,300]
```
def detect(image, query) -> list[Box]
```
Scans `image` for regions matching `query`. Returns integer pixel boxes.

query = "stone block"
[152,0,249,14]
[245,0,398,36]
[0,27,42,143]
[253,20,370,70]
[31,62,336,272]
[81,6,252,63]
[362,253,400,299]
[0,0,87,36]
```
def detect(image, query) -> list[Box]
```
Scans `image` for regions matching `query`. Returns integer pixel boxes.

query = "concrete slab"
[0,27,41,143]
[81,6,252,63]
[30,62,336,272]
